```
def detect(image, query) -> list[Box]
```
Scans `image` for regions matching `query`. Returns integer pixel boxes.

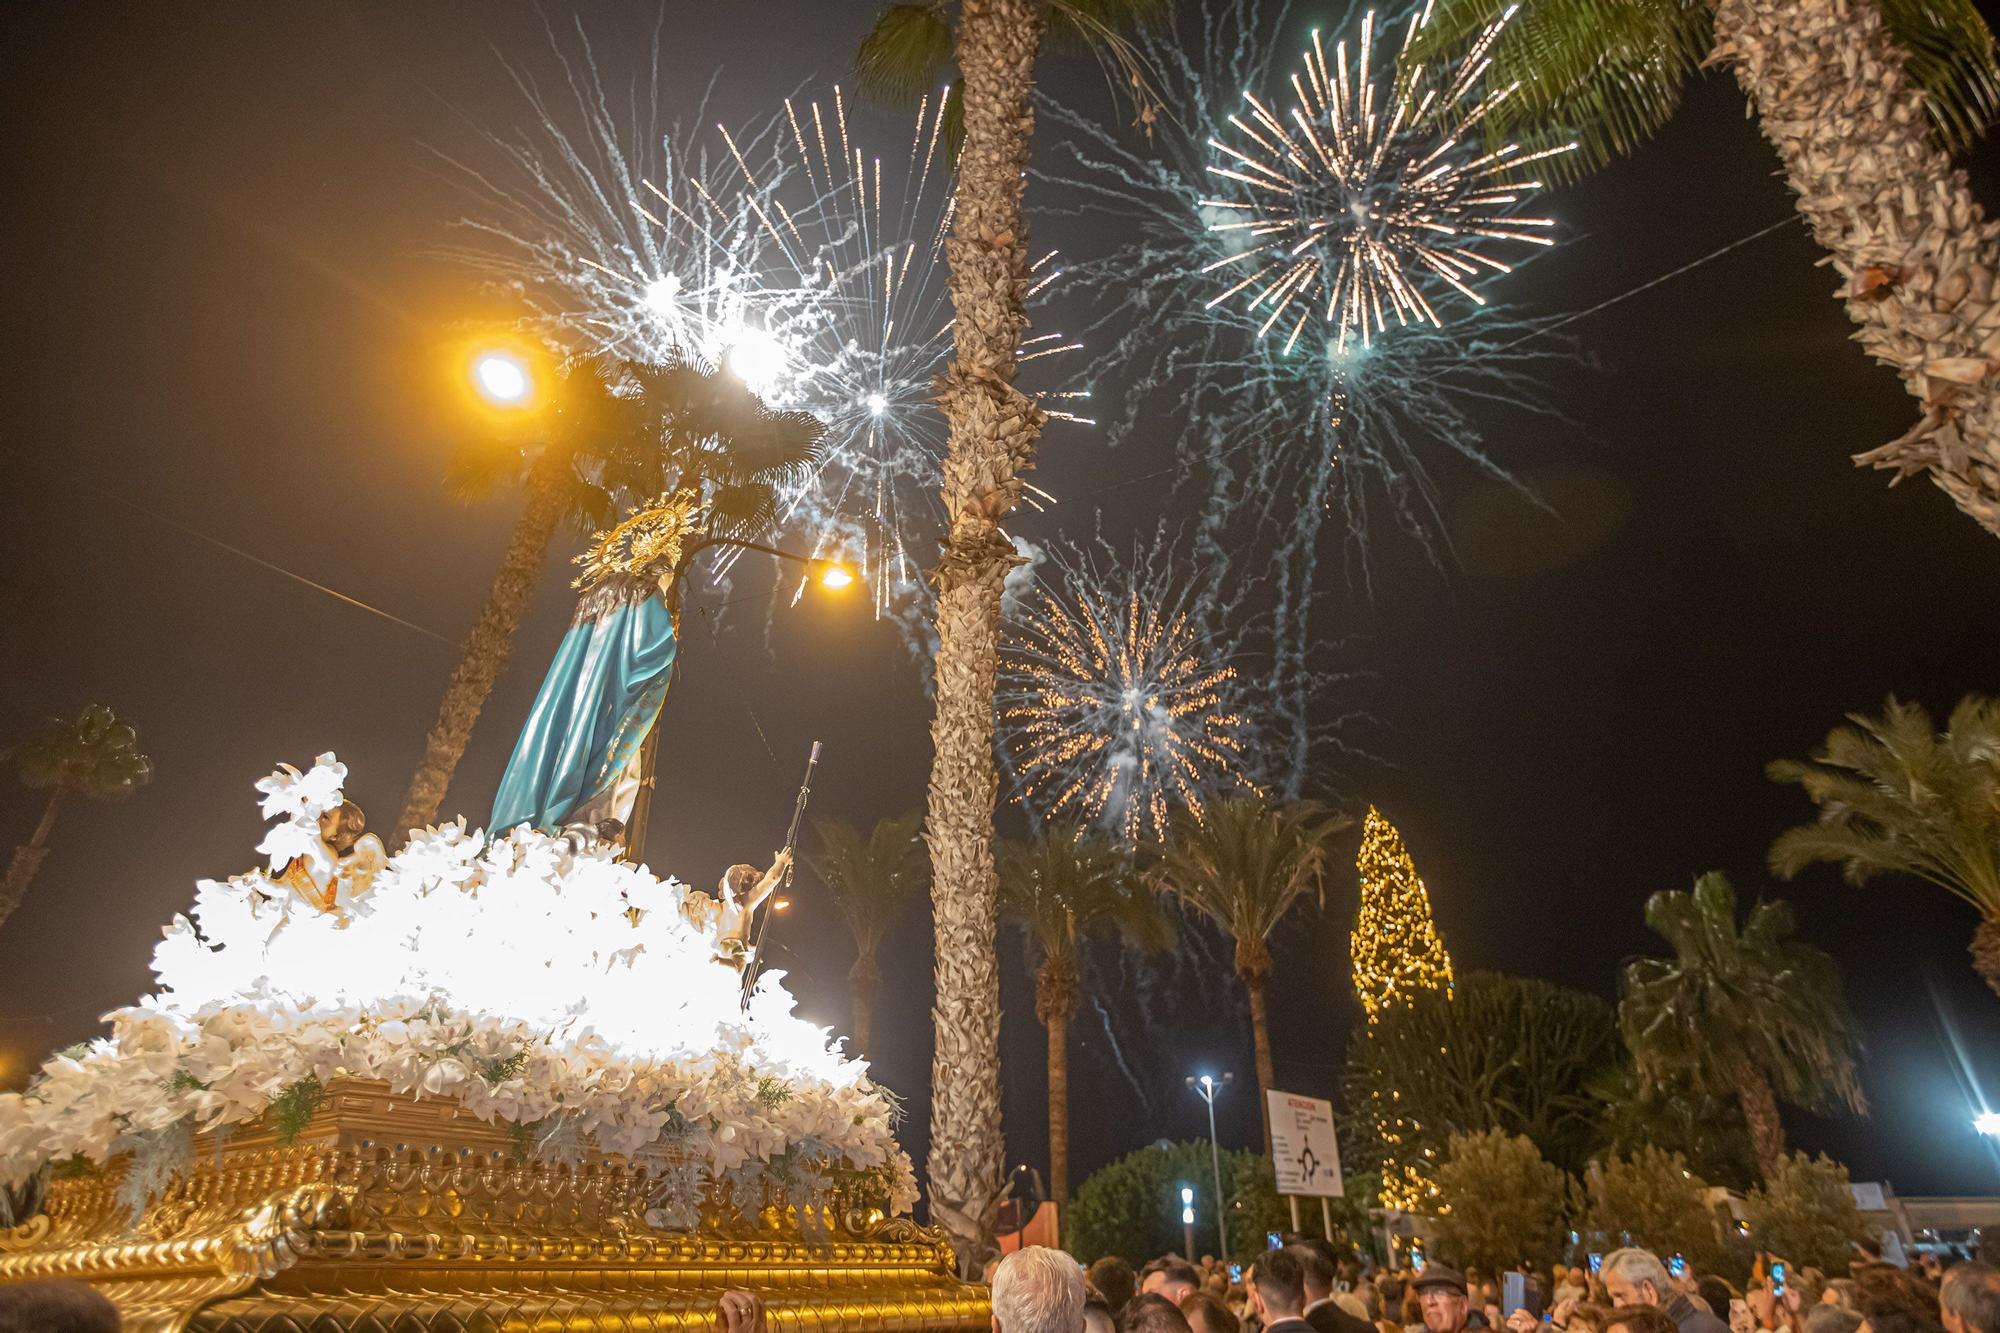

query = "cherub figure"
[270,800,385,915]
[679,849,791,971]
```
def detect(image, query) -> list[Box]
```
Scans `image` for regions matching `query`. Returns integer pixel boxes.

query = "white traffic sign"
[1267,1090,1344,1197]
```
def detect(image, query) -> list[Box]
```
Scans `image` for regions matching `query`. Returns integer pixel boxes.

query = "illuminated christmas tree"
[1351,805,1454,1210]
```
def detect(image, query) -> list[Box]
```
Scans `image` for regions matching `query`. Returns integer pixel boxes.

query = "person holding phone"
[1602,1251,1728,1333]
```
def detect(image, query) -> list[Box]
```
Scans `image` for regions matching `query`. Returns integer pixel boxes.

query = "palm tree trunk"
[1047,1003,1071,1209]
[924,0,1049,1273]
[1733,1061,1788,1178]
[394,451,569,842]
[1246,974,1277,1158]
[1971,914,2000,1002]
[1711,0,2000,537]
[0,788,66,933]
[850,948,881,1053]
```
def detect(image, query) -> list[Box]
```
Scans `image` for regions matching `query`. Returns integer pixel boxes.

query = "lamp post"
[1181,1186,1198,1262]
[1187,1072,1233,1263]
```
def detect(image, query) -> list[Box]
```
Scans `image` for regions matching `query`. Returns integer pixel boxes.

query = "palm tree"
[2,704,153,932]
[998,827,1171,1207]
[1768,694,2000,999]
[395,358,822,841]
[807,813,930,1052]
[853,0,1164,1265]
[1151,796,1349,1154]
[1400,0,2000,537]
[1619,872,1867,1179]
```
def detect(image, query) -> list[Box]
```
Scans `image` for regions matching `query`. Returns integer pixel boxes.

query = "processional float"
[0,493,980,1333]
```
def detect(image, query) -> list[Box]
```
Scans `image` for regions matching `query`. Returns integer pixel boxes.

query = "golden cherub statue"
[269,800,386,916]
[680,849,792,972]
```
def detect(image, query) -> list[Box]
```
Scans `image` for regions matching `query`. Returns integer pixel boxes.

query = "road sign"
[1267,1090,1343,1197]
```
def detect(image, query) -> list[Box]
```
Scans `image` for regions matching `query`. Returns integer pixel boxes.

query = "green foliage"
[479,1052,528,1085]
[1575,1147,1728,1274]
[1347,971,1621,1178]
[757,1077,794,1109]
[167,1069,210,1094]
[1589,1064,1757,1191]
[1065,1140,1297,1264]
[447,357,825,543]
[1770,694,2000,920]
[5,703,153,801]
[1741,1153,1868,1272]
[999,828,1170,1004]
[1431,1130,1569,1272]
[268,1075,328,1145]
[510,1119,537,1164]
[1398,0,2000,183]
[808,813,929,953]
[856,4,955,105]
[1621,874,1867,1118]
[1152,798,1349,977]
[49,1153,98,1180]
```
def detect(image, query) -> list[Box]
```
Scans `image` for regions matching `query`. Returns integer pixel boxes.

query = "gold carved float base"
[0,1080,987,1333]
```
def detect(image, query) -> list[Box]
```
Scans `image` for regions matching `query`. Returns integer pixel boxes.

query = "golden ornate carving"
[573,489,705,591]
[0,1079,982,1333]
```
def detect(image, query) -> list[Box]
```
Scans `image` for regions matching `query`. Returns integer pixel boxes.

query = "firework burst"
[713,86,1090,637]
[1000,535,1260,846]
[1200,5,1575,352]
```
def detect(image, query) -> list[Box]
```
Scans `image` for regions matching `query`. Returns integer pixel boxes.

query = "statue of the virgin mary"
[489,491,703,835]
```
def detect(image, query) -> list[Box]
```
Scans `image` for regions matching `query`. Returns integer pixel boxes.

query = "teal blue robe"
[490,577,678,833]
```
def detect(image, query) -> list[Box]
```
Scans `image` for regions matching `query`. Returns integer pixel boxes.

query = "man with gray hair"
[1943,1263,2000,1333]
[1602,1249,1729,1333]
[993,1246,1088,1333]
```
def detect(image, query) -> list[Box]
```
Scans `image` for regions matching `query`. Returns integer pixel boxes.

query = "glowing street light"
[1186,1071,1234,1263]
[471,350,533,407]
[1181,1185,1197,1261]
[1976,1110,2000,1138]
[814,560,857,591]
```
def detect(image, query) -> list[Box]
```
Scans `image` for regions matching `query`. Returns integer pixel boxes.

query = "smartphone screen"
[1267,1231,1283,1251]
[1504,1273,1527,1315]
[1771,1263,1787,1298]
[1229,1264,1244,1285]
[1588,1254,1603,1276]
[1670,1255,1686,1278]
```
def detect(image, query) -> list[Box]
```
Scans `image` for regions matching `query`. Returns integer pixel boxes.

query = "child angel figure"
[678,849,791,972]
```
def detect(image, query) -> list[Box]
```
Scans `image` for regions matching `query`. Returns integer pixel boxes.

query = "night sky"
[4,2,1998,1206]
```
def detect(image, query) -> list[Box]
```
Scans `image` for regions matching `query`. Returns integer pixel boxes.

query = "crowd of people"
[986,1238,2000,1333]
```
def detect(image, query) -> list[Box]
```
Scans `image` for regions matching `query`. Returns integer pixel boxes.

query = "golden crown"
[572,490,705,591]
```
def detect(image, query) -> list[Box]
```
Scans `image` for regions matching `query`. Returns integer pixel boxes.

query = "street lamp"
[470,350,534,407]
[1181,1185,1197,1261]
[1186,1071,1234,1263]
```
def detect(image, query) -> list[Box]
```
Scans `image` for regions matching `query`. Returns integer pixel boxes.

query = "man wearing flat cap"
[1413,1266,1482,1333]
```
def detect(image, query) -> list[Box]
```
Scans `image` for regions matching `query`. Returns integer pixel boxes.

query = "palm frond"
[1620,872,1865,1119]
[808,813,927,949]
[706,482,780,540]
[5,704,154,800]
[444,441,529,504]
[1768,694,2000,918]
[856,3,957,106]
[1882,0,2000,154]
[1402,0,1709,184]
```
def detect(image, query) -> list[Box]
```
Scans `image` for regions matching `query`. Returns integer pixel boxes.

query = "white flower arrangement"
[0,756,918,1218]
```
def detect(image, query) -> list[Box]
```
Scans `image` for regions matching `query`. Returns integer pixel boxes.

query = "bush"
[1432,1130,1569,1272]
[1065,1141,1373,1264]
[1741,1153,1866,1273]
[1576,1147,1729,1274]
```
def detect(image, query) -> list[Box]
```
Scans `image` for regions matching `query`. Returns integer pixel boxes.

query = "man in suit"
[1292,1245,1377,1333]
[1252,1248,1316,1333]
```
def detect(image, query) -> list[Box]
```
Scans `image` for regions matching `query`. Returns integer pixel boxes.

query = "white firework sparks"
[1199,4,1575,352]
[1000,536,1260,847]
[715,87,1091,634]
